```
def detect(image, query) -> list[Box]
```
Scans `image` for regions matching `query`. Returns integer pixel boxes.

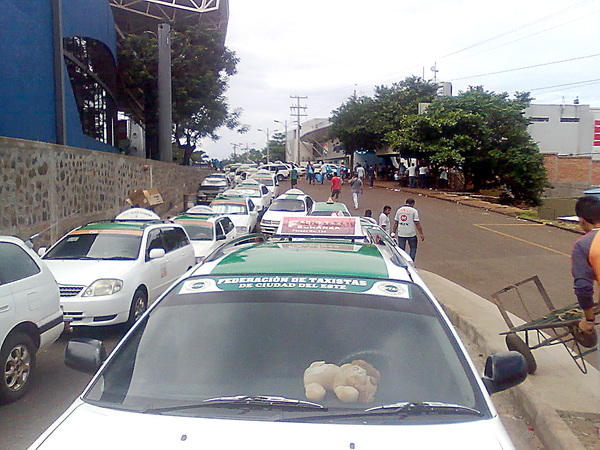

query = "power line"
[528,78,600,92]
[451,53,600,81]
[437,0,594,61]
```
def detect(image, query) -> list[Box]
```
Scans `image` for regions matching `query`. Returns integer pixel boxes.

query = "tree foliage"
[330,76,438,154]
[386,87,547,205]
[118,26,247,164]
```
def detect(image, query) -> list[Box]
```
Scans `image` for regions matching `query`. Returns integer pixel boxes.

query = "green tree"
[330,76,438,156]
[267,132,286,162]
[118,26,247,164]
[387,87,547,205]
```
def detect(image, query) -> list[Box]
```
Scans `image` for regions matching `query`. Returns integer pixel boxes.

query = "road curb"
[419,270,589,450]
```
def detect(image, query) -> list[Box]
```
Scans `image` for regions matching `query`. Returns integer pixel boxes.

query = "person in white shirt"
[378,205,392,232]
[356,164,365,180]
[407,163,417,188]
[392,198,424,261]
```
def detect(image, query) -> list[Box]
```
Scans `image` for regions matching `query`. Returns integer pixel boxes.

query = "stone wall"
[0,137,210,247]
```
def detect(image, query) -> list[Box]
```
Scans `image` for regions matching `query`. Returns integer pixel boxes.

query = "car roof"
[172,213,218,224]
[203,239,392,279]
[275,189,309,200]
[312,201,350,212]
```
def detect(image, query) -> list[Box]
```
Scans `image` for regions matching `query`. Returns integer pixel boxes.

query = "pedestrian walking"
[378,205,392,232]
[407,163,417,188]
[330,173,342,201]
[392,198,424,261]
[320,164,327,185]
[356,164,365,181]
[571,196,599,344]
[291,166,298,188]
[418,164,428,188]
[307,163,315,184]
[367,165,375,187]
[349,176,363,210]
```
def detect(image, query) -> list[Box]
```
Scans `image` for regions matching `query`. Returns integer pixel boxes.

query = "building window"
[560,117,580,123]
[529,117,549,122]
[63,37,117,146]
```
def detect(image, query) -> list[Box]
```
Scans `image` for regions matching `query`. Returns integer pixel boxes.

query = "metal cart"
[491,275,598,374]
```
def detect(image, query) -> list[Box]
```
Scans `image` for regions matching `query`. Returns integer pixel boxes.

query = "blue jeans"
[397,235,418,261]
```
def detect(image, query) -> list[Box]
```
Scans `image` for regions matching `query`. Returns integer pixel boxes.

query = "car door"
[219,217,236,242]
[247,199,258,232]
[261,184,272,205]
[161,227,194,284]
[144,229,169,301]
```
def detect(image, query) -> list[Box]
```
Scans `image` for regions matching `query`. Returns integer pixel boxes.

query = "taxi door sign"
[277,216,361,237]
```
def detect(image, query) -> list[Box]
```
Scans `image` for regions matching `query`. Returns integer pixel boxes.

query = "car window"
[269,199,305,212]
[306,197,314,211]
[221,217,234,234]
[247,199,255,211]
[261,185,268,195]
[146,229,164,257]
[0,242,40,284]
[44,232,142,260]
[84,284,486,420]
[162,228,189,253]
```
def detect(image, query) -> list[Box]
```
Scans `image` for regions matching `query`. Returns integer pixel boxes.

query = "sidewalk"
[420,269,600,450]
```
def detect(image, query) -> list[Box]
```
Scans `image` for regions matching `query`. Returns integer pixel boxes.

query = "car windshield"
[234,188,260,198]
[253,177,274,186]
[211,203,248,215]
[175,222,213,241]
[43,232,141,260]
[270,199,305,212]
[311,209,350,217]
[84,278,487,423]
[201,178,227,187]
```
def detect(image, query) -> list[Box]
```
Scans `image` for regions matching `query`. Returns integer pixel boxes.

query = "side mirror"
[148,248,166,259]
[65,338,107,374]
[38,247,47,257]
[482,351,527,394]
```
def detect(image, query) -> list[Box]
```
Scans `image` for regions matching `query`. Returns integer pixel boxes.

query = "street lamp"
[274,120,288,162]
[257,128,270,163]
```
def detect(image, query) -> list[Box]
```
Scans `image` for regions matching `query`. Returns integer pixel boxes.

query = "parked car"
[210,193,259,237]
[196,173,231,205]
[32,217,527,449]
[309,200,351,217]
[0,236,64,403]
[262,163,289,181]
[232,181,272,213]
[260,188,314,235]
[171,208,236,264]
[40,208,195,327]
[249,169,280,197]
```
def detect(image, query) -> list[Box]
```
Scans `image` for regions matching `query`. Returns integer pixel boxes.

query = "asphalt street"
[1,177,587,449]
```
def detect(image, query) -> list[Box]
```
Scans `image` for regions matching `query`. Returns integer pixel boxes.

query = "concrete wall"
[0,137,209,247]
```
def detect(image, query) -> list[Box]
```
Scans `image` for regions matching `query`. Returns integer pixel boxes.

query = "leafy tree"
[386,87,547,205]
[267,132,286,162]
[118,26,247,164]
[330,76,437,156]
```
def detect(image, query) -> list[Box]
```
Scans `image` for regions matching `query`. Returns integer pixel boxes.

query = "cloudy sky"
[201,0,600,160]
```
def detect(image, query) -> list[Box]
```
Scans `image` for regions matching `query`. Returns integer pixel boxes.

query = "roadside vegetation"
[330,77,548,206]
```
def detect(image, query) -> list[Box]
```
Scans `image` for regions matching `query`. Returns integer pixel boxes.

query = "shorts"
[331,189,340,199]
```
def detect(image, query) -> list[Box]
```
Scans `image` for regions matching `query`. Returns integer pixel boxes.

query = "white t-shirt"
[407,165,417,177]
[394,206,419,237]
[357,166,365,179]
[378,212,390,231]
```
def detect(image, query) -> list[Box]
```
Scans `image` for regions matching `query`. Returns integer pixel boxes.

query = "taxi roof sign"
[115,208,161,221]
[275,216,362,238]
[187,205,215,215]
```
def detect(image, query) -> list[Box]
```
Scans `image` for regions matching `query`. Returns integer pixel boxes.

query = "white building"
[526,103,600,159]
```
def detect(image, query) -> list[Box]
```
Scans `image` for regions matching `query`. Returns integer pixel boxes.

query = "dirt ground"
[558,411,600,449]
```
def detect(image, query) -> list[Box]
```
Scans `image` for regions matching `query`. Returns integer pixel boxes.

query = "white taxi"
[41,209,195,327]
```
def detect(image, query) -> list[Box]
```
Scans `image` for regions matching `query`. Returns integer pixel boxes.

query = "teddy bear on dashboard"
[303,359,381,403]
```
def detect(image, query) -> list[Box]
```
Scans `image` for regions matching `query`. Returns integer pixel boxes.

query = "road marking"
[473,223,571,257]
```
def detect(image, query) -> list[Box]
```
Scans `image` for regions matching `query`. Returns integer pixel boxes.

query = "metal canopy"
[109,0,229,34]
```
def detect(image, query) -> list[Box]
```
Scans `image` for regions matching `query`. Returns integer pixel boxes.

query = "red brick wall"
[543,153,600,185]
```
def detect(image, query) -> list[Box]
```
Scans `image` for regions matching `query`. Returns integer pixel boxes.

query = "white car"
[249,170,280,198]
[262,163,289,181]
[260,189,314,235]
[172,210,236,264]
[232,181,272,213]
[41,208,196,327]
[30,217,527,449]
[0,236,64,403]
[210,193,259,237]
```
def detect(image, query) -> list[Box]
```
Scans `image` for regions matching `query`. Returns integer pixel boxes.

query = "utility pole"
[257,128,270,163]
[158,23,172,163]
[290,95,307,164]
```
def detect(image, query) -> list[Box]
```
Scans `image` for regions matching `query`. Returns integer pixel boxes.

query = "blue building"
[1,0,119,152]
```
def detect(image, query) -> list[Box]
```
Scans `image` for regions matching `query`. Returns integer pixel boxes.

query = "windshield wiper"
[144,395,326,414]
[99,256,134,260]
[279,401,482,423]
[365,401,483,417]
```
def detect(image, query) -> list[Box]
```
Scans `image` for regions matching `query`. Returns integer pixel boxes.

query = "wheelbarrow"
[491,275,598,374]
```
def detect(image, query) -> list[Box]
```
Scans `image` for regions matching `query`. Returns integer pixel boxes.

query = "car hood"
[43,259,134,285]
[191,241,214,258]
[31,401,512,450]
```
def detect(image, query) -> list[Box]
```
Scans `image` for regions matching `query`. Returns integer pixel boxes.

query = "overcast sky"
[201,0,600,160]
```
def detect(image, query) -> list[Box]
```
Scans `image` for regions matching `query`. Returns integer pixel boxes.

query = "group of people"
[396,162,448,189]
[376,199,424,261]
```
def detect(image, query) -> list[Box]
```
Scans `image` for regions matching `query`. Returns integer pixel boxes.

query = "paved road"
[2,178,583,449]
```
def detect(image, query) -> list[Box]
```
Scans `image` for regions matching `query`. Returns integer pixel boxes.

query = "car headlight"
[82,279,124,297]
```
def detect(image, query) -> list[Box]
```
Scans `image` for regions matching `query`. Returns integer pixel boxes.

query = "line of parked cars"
[4,174,529,448]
